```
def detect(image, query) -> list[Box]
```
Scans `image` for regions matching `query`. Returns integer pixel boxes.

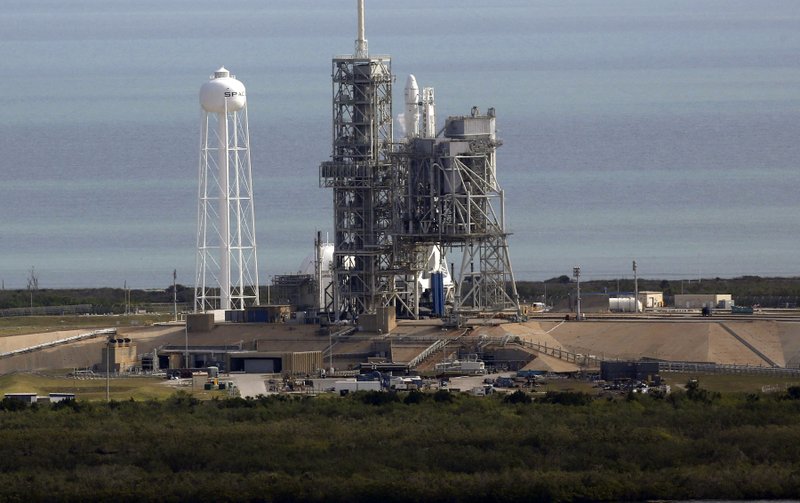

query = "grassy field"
[662,371,800,393]
[0,372,231,401]
[0,314,173,337]
[4,369,793,403]
[534,372,800,395]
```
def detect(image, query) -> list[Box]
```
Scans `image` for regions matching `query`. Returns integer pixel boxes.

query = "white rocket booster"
[422,86,435,138]
[404,74,420,139]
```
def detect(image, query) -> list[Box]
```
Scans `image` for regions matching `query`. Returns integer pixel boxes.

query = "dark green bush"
[433,389,454,403]
[358,390,400,406]
[539,391,593,406]
[403,390,426,405]
[503,390,532,404]
[1,389,800,501]
[785,386,800,400]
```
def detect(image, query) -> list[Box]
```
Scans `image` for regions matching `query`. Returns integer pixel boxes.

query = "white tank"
[299,242,335,276]
[199,67,246,114]
[610,297,642,313]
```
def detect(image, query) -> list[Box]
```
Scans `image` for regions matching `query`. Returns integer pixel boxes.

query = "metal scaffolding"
[395,108,519,319]
[320,54,396,318]
[319,1,519,323]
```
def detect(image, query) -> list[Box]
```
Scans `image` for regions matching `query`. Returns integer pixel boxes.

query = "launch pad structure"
[320,1,520,324]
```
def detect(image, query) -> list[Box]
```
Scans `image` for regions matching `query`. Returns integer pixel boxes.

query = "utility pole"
[543,282,547,308]
[27,266,39,311]
[573,266,582,320]
[184,322,190,371]
[633,260,639,313]
[106,338,111,402]
[173,269,178,322]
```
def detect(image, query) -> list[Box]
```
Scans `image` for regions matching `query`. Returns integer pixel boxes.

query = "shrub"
[433,389,454,403]
[503,390,532,404]
[0,397,30,411]
[785,386,800,400]
[403,390,426,405]
[539,391,593,406]
[359,391,400,406]
[167,391,200,409]
[686,379,719,404]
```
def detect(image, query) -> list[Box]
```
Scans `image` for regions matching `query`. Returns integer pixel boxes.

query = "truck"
[388,376,422,390]
[434,355,487,376]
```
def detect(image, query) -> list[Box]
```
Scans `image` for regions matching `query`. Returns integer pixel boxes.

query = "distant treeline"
[1,276,798,311]
[1,386,800,501]
[516,275,800,308]
[0,286,192,313]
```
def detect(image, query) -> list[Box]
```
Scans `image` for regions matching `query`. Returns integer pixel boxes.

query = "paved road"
[226,374,268,398]
[225,372,520,398]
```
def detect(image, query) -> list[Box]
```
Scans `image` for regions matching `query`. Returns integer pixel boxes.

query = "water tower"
[195,67,260,312]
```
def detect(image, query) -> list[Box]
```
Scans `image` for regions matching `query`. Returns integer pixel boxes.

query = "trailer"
[333,379,382,394]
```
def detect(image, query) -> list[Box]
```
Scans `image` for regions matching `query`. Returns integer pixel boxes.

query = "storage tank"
[609,297,643,312]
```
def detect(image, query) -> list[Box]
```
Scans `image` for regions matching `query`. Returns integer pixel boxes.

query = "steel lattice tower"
[320,1,395,319]
[395,108,520,319]
[320,1,519,323]
[195,67,260,312]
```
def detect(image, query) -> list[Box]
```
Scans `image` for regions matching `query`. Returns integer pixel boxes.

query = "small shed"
[638,291,664,308]
[49,393,76,403]
[601,361,660,382]
[673,294,733,309]
[4,393,38,404]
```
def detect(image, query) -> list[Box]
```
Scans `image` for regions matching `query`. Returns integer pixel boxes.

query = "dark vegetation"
[0,285,193,314]
[2,276,799,313]
[516,275,800,308]
[3,385,800,502]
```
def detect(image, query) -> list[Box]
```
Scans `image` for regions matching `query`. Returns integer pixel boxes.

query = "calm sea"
[1,0,799,288]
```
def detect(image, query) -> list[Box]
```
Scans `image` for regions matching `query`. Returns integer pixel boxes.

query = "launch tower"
[319,1,395,318]
[320,2,519,323]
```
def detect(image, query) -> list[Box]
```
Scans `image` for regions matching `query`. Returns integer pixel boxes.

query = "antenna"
[355,0,368,57]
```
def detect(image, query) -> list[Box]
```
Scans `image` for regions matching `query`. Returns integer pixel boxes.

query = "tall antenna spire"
[355,0,368,57]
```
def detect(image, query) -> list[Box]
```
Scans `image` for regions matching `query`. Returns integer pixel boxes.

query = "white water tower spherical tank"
[200,67,246,113]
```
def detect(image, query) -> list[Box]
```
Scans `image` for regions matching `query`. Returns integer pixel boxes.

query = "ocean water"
[1,0,799,288]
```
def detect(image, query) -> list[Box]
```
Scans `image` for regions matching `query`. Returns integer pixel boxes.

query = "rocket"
[404,74,420,139]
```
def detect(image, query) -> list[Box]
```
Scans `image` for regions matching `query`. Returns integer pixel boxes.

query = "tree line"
[2,276,799,312]
[516,275,800,308]
[1,385,800,501]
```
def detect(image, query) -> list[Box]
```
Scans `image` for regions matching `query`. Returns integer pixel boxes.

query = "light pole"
[105,338,111,402]
[573,266,581,320]
[184,322,189,371]
[633,260,639,313]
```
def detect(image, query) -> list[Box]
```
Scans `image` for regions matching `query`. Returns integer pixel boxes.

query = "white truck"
[389,376,422,391]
